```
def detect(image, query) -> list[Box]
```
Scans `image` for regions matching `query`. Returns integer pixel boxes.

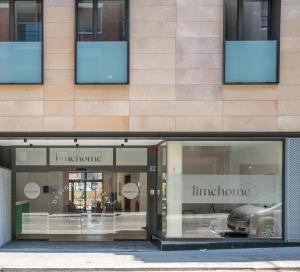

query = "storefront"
[13,145,154,241]
[0,135,299,250]
[157,140,283,240]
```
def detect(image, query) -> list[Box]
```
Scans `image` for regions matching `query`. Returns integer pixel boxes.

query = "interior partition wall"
[0,167,11,247]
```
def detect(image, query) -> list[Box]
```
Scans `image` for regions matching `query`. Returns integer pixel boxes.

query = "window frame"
[75,0,129,85]
[0,0,43,85]
[223,0,281,85]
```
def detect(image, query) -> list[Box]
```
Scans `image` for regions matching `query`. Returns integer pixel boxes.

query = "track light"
[74,138,78,143]
[24,138,27,143]
[124,138,128,143]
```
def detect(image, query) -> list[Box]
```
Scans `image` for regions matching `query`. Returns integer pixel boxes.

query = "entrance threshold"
[1,240,158,253]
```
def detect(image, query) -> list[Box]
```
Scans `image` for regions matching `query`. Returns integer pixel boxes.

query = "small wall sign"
[24,182,41,200]
[122,183,139,200]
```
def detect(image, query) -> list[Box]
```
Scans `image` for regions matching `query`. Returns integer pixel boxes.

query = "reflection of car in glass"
[227,203,282,238]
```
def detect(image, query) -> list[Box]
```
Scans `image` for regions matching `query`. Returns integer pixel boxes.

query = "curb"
[1,268,300,272]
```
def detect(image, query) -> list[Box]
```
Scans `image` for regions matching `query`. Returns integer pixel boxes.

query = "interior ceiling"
[0,139,163,147]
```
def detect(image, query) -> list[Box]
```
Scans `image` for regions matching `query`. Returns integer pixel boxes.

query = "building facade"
[0,0,300,250]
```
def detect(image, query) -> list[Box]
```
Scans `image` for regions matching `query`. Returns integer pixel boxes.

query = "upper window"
[76,0,128,84]
[224,0,281,84]
[0,0,42,84]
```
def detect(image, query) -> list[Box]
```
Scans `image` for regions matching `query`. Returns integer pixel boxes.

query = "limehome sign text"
[182,175,278,204]
[192,184,250,198]
[50,148,114,166]
[55,152,103,163]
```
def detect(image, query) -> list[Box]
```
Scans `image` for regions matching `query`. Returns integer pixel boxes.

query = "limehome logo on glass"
[192,183,255,198]
[55,151,104,163]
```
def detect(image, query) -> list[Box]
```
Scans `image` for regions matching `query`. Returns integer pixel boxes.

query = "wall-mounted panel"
[16,148,47,166]
[116,148,148,166]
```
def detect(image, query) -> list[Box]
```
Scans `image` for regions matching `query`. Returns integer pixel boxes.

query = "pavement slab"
[0,242,300,271]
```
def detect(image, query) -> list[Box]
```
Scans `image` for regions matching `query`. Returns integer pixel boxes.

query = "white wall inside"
[16,172,64,213]
[0,168,11,247]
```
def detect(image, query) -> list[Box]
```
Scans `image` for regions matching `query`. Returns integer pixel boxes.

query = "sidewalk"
[0,241,300,271]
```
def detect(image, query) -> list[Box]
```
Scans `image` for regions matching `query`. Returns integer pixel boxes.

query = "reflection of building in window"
[242,0,271,40]
[97,3,103,35]
[78,1,93,41]
[0,2,9,41]
[0,0,42,42]
[78,0,125,41]
[15,1,42,41]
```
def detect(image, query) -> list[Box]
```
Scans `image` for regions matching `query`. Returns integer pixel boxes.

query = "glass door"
[69,180,86,212]
[114,172,148,240]
[18,170,148,241]
[48,171,115,241]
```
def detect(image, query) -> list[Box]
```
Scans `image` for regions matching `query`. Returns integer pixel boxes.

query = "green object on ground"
[16,201,30,234]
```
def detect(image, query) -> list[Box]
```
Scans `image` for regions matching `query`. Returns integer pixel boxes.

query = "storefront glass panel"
[16,170,147,241]
[156,143,167,238]
[162,141,283,239]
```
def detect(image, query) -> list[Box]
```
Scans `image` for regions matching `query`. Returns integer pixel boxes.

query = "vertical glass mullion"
[93,0,97,41]
[76,0,78,41]
[9,0,15,41]
[268,0,272,40]
[237,0,243,41]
